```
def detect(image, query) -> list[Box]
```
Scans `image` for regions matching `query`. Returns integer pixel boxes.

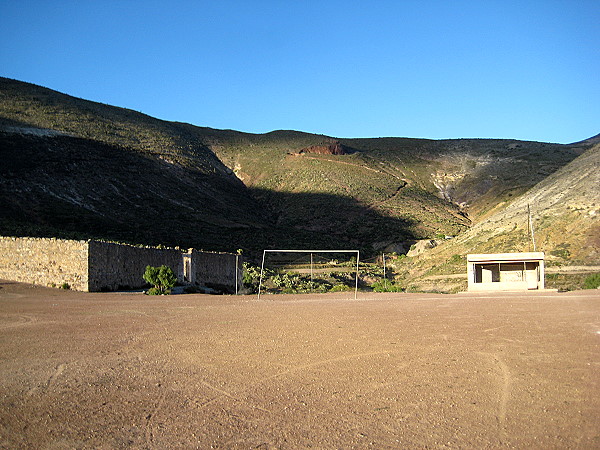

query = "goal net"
[257,250,360,299]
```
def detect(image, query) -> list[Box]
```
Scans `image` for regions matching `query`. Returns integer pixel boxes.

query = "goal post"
[257,250,360,300]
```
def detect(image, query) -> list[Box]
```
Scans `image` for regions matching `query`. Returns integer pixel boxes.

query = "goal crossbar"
[257,250,360,300]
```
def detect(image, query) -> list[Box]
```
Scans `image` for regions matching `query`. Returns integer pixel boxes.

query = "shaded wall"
[189,249,242,293]
[0,237,242,293]
[88,241,183,292]
[0,236,89,290]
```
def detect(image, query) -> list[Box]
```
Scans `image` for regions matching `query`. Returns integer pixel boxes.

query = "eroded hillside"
[392,142,600,292]
[0,77,595,258]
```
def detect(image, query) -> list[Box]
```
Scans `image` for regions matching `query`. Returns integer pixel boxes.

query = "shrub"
[450,254,464,263]
[371,280,404,292]
[146,287,163,295]
[550,244,571,260]
[158,266,177,290]
[329,284,352,292]
[242,263,268,294]
[143,265,177,295]
[271,273,332,293]
[144,265,160,287]
[584,273,600,290]
[60,282,70,290]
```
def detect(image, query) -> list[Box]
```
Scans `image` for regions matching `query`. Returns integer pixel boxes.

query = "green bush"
[584,273,600,290]
[143,265,176,295]
[146,287,163,295]
[450,254,464,263]
[329,284,352,292]
[158,266,177,290]
[271,273,297,289]
[371,280,404,292]
[545,273,589,292]
[242,263,271,293]
[143,265,159,285]
[271,272,332,294]
[550,244,571,260]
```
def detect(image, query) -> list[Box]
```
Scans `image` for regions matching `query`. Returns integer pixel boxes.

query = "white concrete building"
[467,252,545,291]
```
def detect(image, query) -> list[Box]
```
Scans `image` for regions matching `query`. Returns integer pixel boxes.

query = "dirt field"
[0,281,599,449]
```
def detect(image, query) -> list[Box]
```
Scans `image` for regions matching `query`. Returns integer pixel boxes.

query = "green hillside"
[0,77,594,260]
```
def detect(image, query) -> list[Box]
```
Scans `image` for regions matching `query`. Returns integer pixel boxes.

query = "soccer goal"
[257,250,360,299]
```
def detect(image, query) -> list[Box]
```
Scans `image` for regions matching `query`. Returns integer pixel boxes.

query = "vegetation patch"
[584,273,600,290]
[545,273,591,292]
[550,243,571,260]
[371,280,404,292]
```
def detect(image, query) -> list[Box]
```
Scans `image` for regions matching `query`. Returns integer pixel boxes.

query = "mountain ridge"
[1,77,597,264]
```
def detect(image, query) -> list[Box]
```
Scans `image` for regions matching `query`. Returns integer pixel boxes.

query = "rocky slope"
[394,142,600,292]
[1,77,596,259]
[456,141,600,264]
[0,78,271,251]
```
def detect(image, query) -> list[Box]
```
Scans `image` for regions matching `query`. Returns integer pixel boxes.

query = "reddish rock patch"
[300,142,347,155]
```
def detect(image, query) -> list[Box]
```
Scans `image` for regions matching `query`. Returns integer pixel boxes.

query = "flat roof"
[467,252,544,263]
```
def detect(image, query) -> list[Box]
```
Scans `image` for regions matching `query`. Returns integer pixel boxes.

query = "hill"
[205,133,584,254]
[393,142,600,292]
[0,77,274,251]
[0,77,595,259]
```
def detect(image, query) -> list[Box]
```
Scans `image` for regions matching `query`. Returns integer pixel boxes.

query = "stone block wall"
[0,236,242,293]
[190,249,242,293]
[0,236,89,290]
[87,241,183,292]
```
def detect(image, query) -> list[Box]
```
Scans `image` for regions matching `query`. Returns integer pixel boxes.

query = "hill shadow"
[0,128,266,248]
[246,187,419,256]
[1,126,419,257]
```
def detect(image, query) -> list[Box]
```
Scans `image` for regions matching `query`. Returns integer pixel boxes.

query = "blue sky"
[1,0,598,143]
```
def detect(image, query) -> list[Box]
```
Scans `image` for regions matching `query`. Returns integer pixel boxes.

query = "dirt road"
[1,281,599,448]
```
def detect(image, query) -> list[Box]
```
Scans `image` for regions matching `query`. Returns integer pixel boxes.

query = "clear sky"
[1,0,598,143]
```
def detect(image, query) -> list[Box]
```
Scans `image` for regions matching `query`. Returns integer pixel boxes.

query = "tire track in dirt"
[26,362,67,397]
[0,314,38,330]
[144,388,167,448]
[142,325,181,448]
[48,363,66,386]
[477,352,512,438]
[198,380,272,413]
[256,350,399,386]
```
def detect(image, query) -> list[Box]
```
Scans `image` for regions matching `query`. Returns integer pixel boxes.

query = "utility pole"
[528,204,536,252]
[382,253,387,289]
[310,253,313,292]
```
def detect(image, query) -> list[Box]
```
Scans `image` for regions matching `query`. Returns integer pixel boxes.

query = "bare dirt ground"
[0,281,599,449]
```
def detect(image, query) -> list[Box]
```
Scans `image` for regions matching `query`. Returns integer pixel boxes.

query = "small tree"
[158,265,177,291]
[143,265,177,295]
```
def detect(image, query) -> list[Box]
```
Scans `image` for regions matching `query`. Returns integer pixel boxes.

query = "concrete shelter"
[467,252,545,291]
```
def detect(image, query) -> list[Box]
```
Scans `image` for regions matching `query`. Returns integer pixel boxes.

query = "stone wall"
[0,236,242,293]
[190,249,242,293]
[88,241,183,292]
[0,236,89,290]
